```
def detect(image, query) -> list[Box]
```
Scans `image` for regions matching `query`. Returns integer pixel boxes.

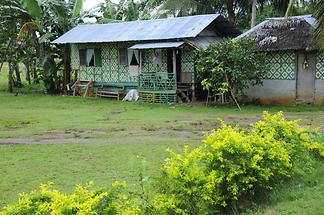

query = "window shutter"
[119,48,128,66]
[94,48,102,67]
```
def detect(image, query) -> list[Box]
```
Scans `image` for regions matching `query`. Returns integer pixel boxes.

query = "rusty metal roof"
[52,14,240,44]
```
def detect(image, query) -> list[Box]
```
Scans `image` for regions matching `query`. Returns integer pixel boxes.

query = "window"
[128,49,139,66]
[119,48,128,66]
[79,49,87,66]
[79,48,102,67]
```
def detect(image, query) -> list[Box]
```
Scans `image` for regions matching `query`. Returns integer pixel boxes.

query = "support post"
[139,50,142,89]
[172,49,177,89]
[139,50,142,74]
[192,73,196,102]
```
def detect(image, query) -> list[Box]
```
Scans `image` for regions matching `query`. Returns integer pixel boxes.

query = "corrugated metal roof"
[185,36,221,48]
[52,14,222,44]
[129,42,184,49]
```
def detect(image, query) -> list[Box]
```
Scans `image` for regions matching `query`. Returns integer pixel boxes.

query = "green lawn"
[0,66,323,214]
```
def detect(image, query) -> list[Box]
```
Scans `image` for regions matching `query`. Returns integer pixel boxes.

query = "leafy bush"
[195,38,267,105]
[0,182,141,215]
[153,112,324,214]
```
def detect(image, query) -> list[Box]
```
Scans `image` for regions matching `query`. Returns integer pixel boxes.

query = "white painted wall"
[245,80,297,104]
[315,80,324,105]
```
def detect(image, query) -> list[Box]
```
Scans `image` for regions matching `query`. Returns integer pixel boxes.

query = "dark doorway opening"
[167,49,181,82]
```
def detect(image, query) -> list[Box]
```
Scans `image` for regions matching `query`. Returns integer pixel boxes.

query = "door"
[296,53,315,103]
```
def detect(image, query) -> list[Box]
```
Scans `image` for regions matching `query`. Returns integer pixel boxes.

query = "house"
[237,15,324,105]
[52,14,241,103]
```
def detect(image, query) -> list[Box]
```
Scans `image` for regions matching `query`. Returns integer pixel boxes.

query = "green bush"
[0,182,142,215]
[195,39,267,101]
[153,112,324,214]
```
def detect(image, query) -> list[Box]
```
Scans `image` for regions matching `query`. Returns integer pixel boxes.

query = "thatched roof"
[237,15,319,51]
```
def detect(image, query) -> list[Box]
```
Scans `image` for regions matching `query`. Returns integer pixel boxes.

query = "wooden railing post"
[172,49,177,90]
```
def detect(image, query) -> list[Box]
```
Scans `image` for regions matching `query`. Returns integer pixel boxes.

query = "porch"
[130,42,194,103]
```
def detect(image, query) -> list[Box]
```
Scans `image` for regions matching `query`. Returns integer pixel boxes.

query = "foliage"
[0,182,142,215]
[99,0,158,23]
[153,112,324,214]
[0,0,98,94]
[195,38,267,101]
[314,0,324,46]
[153,0,316,30]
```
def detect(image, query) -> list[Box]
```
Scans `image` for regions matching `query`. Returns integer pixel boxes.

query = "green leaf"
[51,2,68,19]
[72,0,83,19]
[19,0,42,21]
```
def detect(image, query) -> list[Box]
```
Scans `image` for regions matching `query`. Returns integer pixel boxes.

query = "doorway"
[167,49,181,82]
[296,53,315,103]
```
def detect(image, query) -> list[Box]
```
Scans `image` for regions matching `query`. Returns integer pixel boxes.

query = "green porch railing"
[138,72,176,91]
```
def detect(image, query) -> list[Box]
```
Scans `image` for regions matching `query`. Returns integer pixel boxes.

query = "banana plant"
[16,0,98,93]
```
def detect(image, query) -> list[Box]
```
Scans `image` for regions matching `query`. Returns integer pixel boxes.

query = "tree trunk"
[285,0,295,19]
[26,63,31,84]
[14,64,22,87]
[63,44,71,94]
[33,64,39,83]
[8,62,14,93]
[0,39,13,73]
[251,0,257,28]
[32,31,40,84]
[226,0,235,23]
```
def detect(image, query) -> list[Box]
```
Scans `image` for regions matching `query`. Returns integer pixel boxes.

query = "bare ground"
[0,130,204,145]
[0,112,322,145]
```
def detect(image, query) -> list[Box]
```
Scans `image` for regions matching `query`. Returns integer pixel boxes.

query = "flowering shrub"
[154,112,324,214]
[0,182,141,215]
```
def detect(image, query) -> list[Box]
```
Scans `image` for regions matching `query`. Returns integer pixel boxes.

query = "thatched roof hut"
[237,15,319,51]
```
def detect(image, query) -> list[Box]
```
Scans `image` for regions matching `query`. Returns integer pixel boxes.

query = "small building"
[52,14,240,103]
[237,15,324,105]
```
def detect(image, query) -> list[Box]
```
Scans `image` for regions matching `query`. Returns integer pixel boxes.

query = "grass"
[0,65,324,213]
[245,161,324,215]
[0,139,199,206]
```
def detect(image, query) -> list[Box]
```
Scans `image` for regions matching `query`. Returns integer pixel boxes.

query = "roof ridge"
[266,14,313,20]
[79,13,221,26]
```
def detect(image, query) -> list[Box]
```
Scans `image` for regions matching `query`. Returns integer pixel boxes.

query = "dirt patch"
[0,129,203,145]
[110,111,123,115]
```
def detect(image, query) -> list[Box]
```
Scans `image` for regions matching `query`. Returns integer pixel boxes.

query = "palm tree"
[251,0,257,27]
[284,0,323,45]
[314,0,324,46]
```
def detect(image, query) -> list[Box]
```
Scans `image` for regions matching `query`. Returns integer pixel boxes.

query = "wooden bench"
[96,84,125,100]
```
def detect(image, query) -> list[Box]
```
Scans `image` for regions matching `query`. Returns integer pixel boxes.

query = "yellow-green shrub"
[0,182,141,215]
[154,112,324,214]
